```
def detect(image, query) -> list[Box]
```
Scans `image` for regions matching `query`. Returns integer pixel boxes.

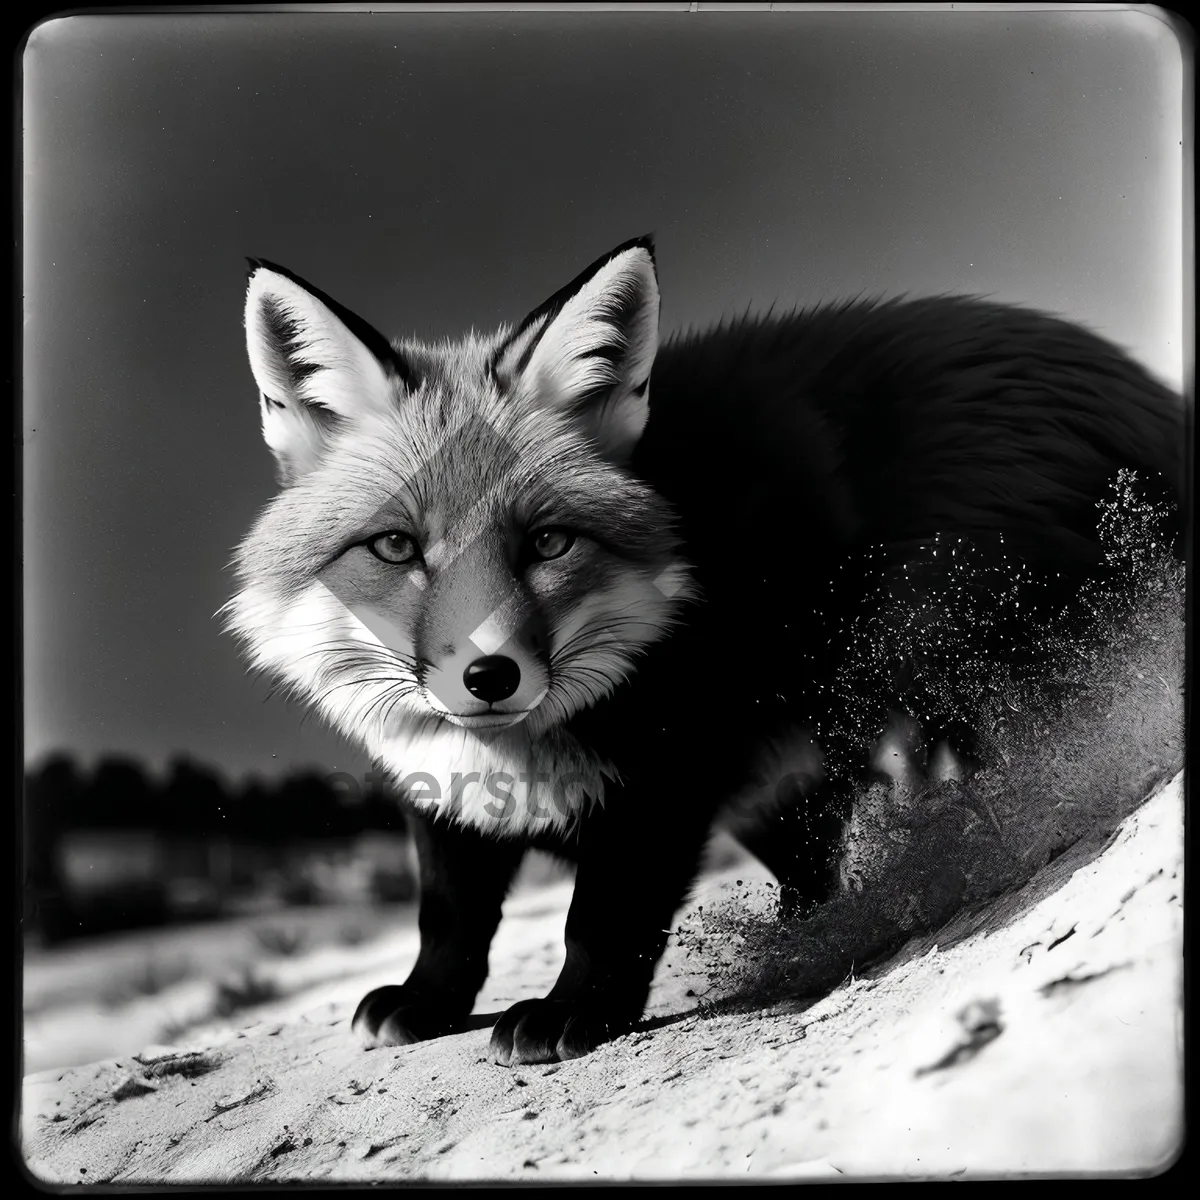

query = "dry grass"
[212,967,282,1020]
[99,957,195,1009]
[251,925,308,958]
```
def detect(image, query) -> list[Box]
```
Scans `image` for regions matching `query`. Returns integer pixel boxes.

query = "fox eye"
[368,532,420,565]
[529,527,576,561]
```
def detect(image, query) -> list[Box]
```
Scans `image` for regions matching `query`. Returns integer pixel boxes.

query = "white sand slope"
[21,773,1183,1183]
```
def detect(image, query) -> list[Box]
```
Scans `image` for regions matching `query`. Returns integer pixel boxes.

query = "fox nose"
[463,655,521,704]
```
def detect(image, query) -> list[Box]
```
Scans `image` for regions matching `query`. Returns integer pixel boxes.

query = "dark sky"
[22,9,1185,784]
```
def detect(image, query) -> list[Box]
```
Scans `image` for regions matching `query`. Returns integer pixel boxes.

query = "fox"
[226,235,1184,1066]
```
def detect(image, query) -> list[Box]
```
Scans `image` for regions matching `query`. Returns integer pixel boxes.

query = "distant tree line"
[22,754,417,942]
[24,753,410,855]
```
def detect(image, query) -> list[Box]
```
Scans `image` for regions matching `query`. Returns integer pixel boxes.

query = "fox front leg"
[353,811,525,1047]
[490,797,711,1065]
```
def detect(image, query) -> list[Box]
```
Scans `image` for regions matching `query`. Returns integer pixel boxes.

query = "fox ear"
[493,236,659,462]
[244,260,408,484]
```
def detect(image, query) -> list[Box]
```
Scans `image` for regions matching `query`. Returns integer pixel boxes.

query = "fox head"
[225,237,696,833]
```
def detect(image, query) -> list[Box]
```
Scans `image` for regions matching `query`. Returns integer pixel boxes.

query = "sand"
[20,772,1183,1183]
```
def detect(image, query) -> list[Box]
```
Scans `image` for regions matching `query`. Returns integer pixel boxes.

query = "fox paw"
[351,986,466,1048]
[489,997,635,1065]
